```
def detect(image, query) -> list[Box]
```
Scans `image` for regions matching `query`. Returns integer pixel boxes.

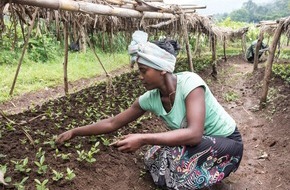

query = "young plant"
[224,91,239,102]
[65,167,76,181]
[36,148,45,159]
[86,142,100,163]
[0,164,11,185]
[54,149,71,160]
[52,169,64,181]
[34,179,49,190]
[76,142,100,163]
[11,157,31,173]
[43,135,57,148]
[76,150,86,162]
[74,143,82,149]
[34,155,48,175]
[100,137,110,146]
[5,122,15,131]
[13,176,29,190]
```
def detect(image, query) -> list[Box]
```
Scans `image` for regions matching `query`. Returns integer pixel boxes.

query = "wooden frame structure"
[1,0,250,96]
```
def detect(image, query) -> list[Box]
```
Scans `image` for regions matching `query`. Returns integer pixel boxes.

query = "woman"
[56,31,243,190]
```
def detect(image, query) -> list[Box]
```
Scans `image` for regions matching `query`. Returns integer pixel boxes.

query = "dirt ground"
[0,55,289,190]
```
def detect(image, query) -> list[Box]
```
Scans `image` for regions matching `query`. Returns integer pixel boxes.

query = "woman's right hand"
[56,130,74,144]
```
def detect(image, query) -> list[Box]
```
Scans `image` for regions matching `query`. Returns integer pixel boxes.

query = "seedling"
[13,176,29,190]
[35,129,47,136]
[36,148,45,159]
[43,135,57,148]
[224,91,239,102]
[74,143,82,149]
[100,137,110,146]
[11,157,31,173]
[89,135,98,142]
[65,168,76,180]
[54,149,71,160]
[34,155,48,175]
[34,179,49,190]
[76,150,86,162]
[64,142,71,147]
[0,164,11,185]
[20,138,27,145]
[52,169,64,181]
[6,122,15,131]
[76,142,100,163]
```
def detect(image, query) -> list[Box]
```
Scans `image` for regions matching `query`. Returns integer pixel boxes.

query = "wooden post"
[210,33,217,79]
[223,35,227,62]
[63,21,69,94]
[253,31,264,71]
[260,20,284,106]
[242,33,247,55]
[181,14,193,72]
[9,8,39,96]
[193,32,200,57]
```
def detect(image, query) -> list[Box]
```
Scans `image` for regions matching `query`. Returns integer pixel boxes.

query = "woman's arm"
[56,99,146,143]
[115,87,205,152]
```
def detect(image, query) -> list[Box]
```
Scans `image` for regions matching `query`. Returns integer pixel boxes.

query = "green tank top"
[139,72,236,137]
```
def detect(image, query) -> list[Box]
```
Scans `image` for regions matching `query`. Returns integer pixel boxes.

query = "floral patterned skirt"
[144,128,243,190]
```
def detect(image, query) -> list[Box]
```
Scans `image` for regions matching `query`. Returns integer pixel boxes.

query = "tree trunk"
[260,20,284,106]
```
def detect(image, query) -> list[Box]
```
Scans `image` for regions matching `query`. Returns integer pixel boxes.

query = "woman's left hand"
[112,134,144,152]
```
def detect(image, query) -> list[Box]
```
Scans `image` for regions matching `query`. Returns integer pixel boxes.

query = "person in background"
[246,40,268,63]
[56,31,243,190]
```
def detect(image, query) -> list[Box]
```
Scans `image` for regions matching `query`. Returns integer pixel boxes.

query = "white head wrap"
[128,31,176,73]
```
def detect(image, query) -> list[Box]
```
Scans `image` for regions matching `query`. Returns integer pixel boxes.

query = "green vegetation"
[0,51,129,103]
[224,91,239,102]
[215,0,290,22]
[273,63,290,84]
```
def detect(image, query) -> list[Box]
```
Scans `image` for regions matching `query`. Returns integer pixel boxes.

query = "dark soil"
[0,55,289,190]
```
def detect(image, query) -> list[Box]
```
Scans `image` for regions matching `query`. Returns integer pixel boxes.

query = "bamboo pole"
[63,21,69,95]
[260,19,284,106]
[11,0,177,19]
[9,8,39,96]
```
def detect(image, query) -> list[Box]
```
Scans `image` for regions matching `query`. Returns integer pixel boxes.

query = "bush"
[272,63,290,84]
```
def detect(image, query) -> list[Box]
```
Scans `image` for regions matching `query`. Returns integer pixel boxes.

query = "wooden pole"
[11,0,177,19]
[9,8,39,96]
[181,14,193,72]
[63,21,69,95]
[253,31,264,71]
[211,33,217,80]
[193,32,201,57]
[223,35,227,62]
[260,20,284,106]
[242,33,247,55]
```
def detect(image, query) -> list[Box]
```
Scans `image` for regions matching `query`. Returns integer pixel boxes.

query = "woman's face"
[137,63,163,90]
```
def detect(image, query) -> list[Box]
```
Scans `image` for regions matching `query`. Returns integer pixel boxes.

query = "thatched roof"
[256,17,290,36]
[0,0,249,41]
